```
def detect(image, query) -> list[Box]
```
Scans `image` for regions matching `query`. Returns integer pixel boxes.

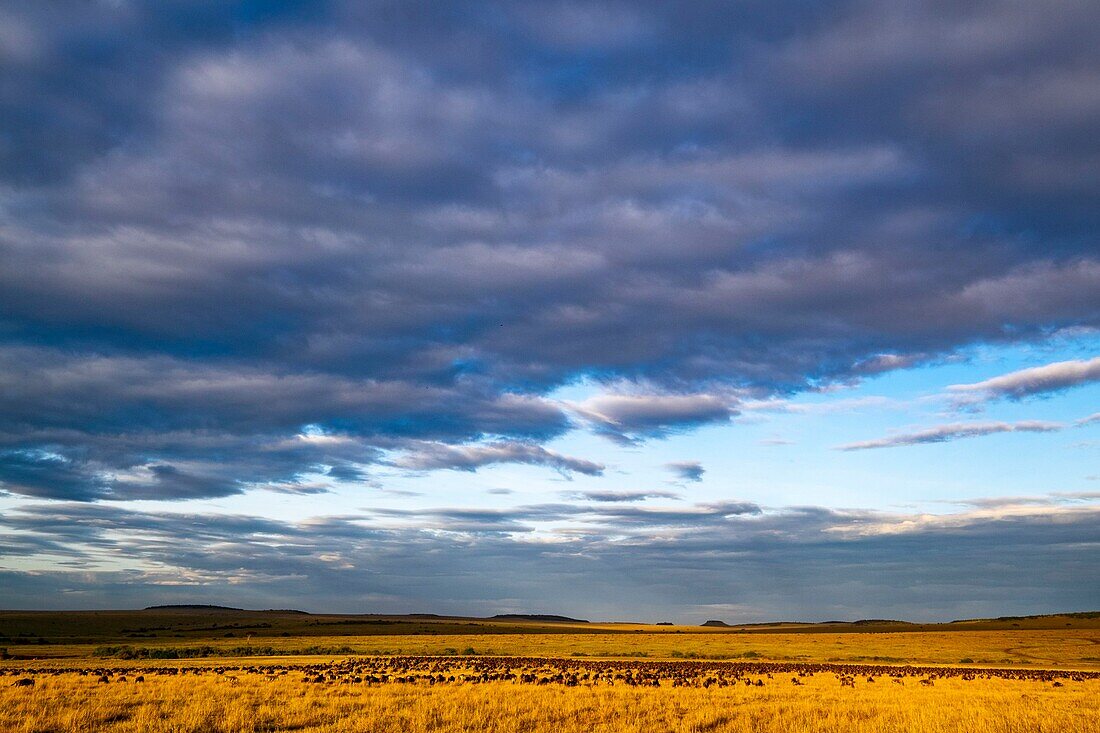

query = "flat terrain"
[3,657,1098,733]
[2,609,1098,668]
[2,610,1098,731]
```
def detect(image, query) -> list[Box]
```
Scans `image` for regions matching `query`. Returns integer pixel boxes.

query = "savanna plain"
[2,608,1098,732]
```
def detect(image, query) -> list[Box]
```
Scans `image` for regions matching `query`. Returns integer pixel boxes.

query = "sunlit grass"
[4,613,1097,731]
[9,628,1100,669]
[2,669,1097,733]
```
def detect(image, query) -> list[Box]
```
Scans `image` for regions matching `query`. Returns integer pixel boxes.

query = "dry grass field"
[2,658,1098,733]
[3,609,1099,668]
[6,629,1099,669]
[2,610,1099,731]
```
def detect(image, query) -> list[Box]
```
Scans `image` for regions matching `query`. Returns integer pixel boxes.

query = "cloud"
[570,393,736,443]
[0,0,1098,505]
[563,490,682,502]
[851,353,929,376]
[665,461,705,482]
[0,449,107,502]
[838,420,1063,451]
[0,498,1095,620]
[743,395,898,415]
[511,1,657,50]
[948,356,1100,402]
[0,348,576,500]
[948,490,1100,510]
[1077,412,1100,427]
[365,498,759,534]
[391,441,604,477]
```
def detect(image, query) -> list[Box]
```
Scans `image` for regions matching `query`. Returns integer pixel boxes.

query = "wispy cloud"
[948,356,1100,403]
[742,395,900,415]
[391,441,604,477]
[1076,412,1100,427]
[665,461,705,482]
[569,392,736,443]
[946,490,1100,510]
[561,490,682,502]
[837,420,1063,451]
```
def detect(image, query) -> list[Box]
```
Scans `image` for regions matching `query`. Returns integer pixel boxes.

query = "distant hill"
[963,611,1100,623]
[264,609,310,614]
[129,607,1098,629]
[492,614,588,623]
[697,612,1096,632]
[143,605,244,611]
[142,605,310,614]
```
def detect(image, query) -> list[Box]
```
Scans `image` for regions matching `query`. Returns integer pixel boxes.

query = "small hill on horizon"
[492,614,589,623]
[122,606,1100,630]
[143,605,244,612]
[143,605,310,614]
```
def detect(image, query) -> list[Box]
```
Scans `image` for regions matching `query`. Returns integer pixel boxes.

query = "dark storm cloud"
[0,499,1095,620]
[1,0,1099,500]
[0,347,569,500]
[0,348,568,438]
[0,449,107,502]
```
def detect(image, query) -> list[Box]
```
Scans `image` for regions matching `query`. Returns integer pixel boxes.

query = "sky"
[0,0,1098,622]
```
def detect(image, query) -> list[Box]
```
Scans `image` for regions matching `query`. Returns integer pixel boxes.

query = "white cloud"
[837,420,1063,451]
[568,392,736,442]
[948,356,1100,402]
[392,441,604,477]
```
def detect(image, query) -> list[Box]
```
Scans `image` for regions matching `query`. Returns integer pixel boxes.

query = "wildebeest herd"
[4,657,1095,689]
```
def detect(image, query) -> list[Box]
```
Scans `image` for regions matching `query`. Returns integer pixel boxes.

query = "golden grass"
[10,628,1100,669]
[3,610,1096,646]
[4,616,1098,732]
[3,668,1097,733]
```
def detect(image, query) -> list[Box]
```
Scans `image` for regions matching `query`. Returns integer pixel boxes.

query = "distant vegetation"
[1,609,1098,668]
[491,614,589,623]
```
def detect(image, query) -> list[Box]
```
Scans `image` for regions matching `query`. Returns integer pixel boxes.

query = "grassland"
[2,609,1098,731]
[2,609,1098,668]
[2,661,1097,733]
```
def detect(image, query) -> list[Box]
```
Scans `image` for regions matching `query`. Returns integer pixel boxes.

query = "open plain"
[5,2,1100,730]
[2,609,1098,732]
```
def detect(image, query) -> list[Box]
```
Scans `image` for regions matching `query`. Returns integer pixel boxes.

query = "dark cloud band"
[1,0,1098,504]
[0,498,1095,620]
